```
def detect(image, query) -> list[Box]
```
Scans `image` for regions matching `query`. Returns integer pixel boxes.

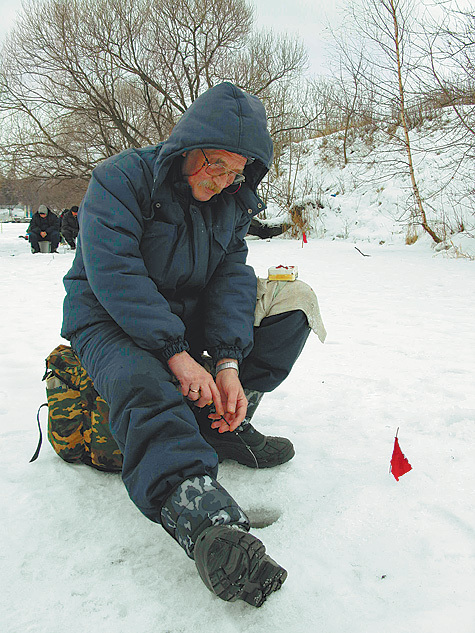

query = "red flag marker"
[302,231,307,246]
[390,429,412,481]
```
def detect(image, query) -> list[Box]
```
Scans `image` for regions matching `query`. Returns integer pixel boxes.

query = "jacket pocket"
[141,220,177,266]
[141,221,194,291]
[212,224,233,252]
[142,220,177,247]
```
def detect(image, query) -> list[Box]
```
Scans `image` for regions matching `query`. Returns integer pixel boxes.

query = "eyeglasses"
[199,149,246,185]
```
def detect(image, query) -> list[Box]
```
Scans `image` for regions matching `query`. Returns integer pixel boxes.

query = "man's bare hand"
[209,368,247,433]
[167,351,224,415]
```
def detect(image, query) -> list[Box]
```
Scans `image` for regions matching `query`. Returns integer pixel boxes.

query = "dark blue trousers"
[29,230,60,252]
[71,310,309,522]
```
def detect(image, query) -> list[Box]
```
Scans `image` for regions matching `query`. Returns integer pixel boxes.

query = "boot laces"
[235,425,260,469]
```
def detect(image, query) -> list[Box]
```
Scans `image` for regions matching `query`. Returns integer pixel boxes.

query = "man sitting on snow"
[61,83,324,607]
[28,205,60,253]
[61,206,79,249]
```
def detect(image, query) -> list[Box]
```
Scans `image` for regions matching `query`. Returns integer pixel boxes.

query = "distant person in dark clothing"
[28,205,60,253]
[58,208,68,231]
[61,206,79,249]
[247,217,288,239]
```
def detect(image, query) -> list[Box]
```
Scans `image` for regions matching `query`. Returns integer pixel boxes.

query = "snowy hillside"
[1,221,474,633]
[264,107,475,256]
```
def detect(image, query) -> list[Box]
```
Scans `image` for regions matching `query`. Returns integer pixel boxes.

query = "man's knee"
[94,352,163,397]
[254,278,326,343]
[254,278,315,326]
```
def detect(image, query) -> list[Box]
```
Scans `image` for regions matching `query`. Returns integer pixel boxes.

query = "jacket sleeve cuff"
[210,346,243,365]
[159,337,190,362]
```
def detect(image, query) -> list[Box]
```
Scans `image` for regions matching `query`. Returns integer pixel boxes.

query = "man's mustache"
[202,180,222,195]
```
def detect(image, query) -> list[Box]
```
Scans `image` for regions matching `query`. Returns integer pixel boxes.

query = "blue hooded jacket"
[61,82,273,364]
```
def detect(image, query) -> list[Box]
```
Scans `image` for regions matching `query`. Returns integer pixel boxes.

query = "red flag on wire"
[390,429,412,481]
[302,231,307,245]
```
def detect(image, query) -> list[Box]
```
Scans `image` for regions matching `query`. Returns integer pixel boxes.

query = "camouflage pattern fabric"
[160,475,250,558]
[45,345,122,472]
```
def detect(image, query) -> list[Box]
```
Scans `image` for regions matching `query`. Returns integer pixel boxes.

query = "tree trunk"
[390,0,441,243]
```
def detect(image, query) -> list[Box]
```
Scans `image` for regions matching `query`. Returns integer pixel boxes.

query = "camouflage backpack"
[31,344,123,472]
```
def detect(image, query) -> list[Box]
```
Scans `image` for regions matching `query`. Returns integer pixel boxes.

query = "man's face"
[182,149,247,202]
[72,212,78,217]
[39,212,47,218]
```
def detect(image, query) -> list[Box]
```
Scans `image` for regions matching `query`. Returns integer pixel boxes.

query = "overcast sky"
[0,0,23,42]
[0,0,342,76]
[1,0,470,77]
[252,0,341,75]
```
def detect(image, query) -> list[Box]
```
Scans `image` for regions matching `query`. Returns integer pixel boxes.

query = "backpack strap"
[30,349,64,463]
[30,402,48,463]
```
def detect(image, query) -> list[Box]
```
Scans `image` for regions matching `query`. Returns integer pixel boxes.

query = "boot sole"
[194,526,287,607]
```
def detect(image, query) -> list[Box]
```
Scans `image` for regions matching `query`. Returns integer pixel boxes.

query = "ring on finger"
[189,388,200,393]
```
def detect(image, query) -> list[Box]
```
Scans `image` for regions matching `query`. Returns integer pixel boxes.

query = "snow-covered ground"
[1,222,473,633]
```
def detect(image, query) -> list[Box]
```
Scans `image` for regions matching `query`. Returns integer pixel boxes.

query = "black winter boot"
[194,525,287,607]
[160,476,287,607]
[194,389,295,468]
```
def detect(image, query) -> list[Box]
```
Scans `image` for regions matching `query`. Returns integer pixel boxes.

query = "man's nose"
[213,172,234,187]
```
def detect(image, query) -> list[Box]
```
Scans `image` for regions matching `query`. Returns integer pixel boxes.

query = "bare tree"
[428,6,474,125]
[386,0,441,242]
[421,5,475,237]
[330,0,443,242]
[324,27,377,167]
[0,0,308,199]
[262,78,327,209]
